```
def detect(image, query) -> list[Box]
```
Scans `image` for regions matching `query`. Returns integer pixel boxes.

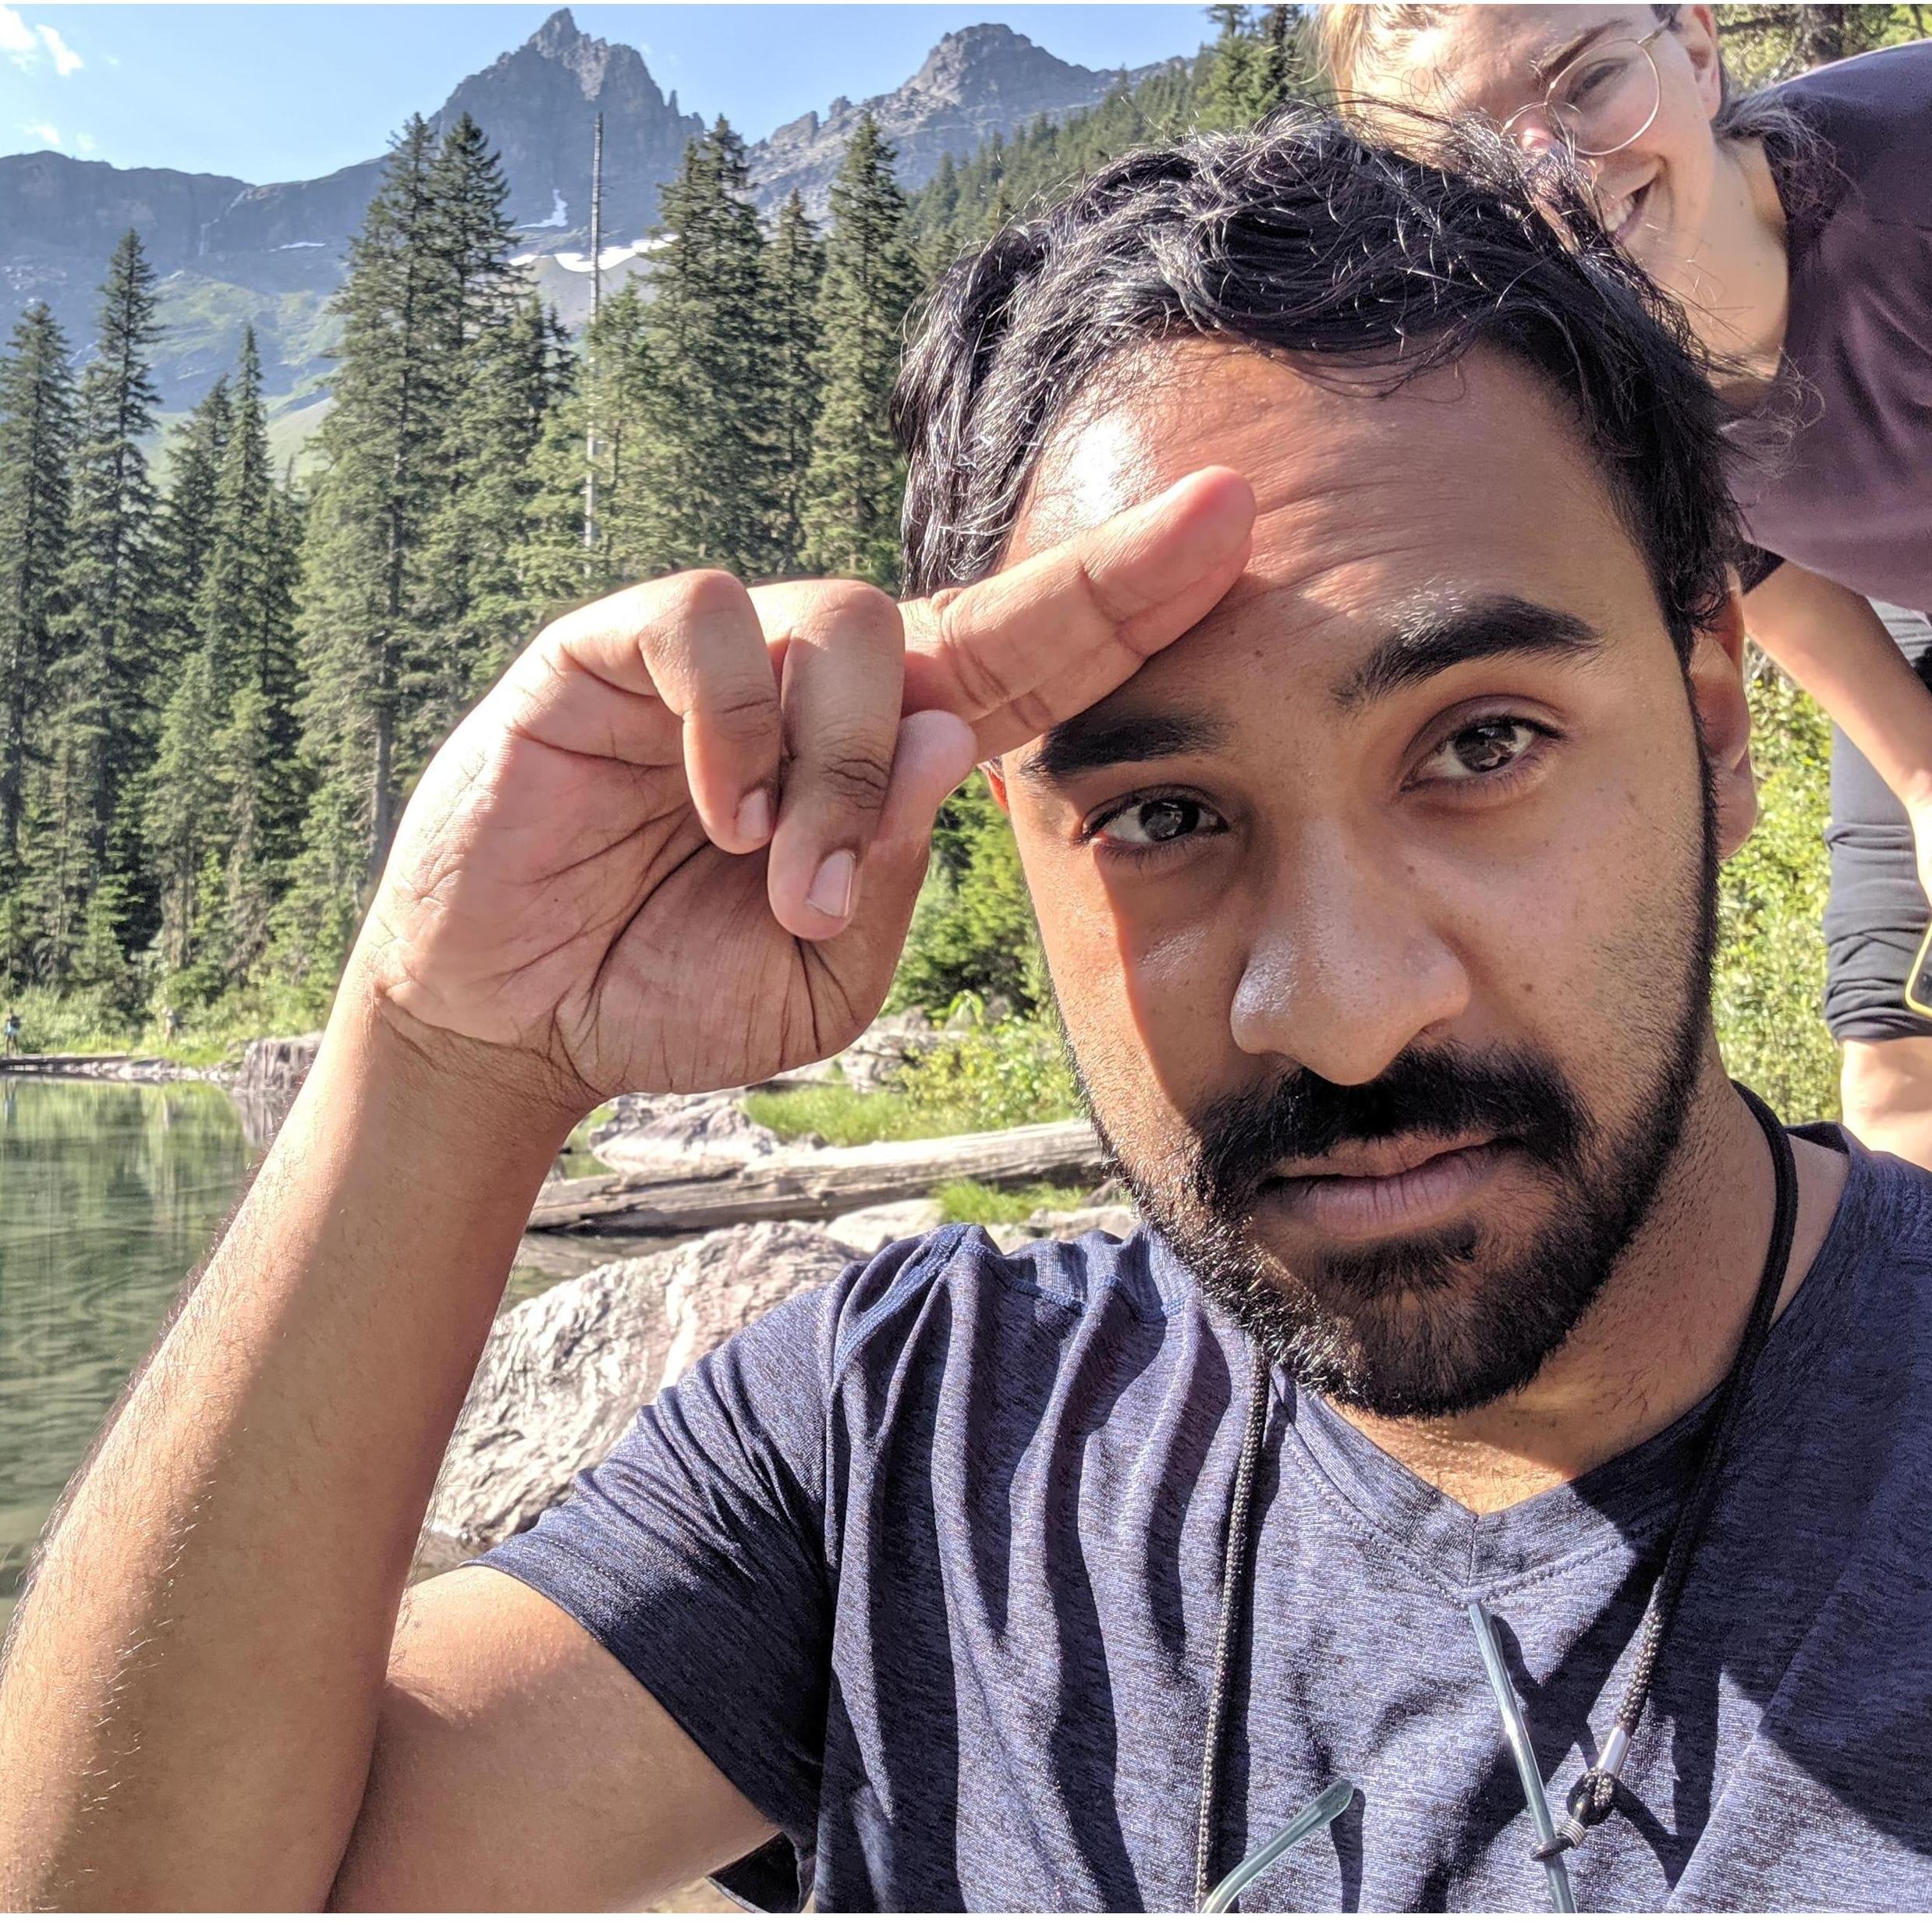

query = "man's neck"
[1333,1064,1847,1515]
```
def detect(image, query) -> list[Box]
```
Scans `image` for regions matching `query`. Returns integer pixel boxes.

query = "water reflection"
[0,1076,626,1634]
[0,1079,257,1626]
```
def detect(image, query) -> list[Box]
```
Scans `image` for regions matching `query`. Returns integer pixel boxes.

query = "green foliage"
[891,774,1045,1016]
[285,114,446,948]
[741,1083,960,1146]
[1196,5,1313,131]
[1714,4,1929,88]
[629,119,778,578]
[1713,668,1839,1122]
[935,1178,1088,1225]
[765,191,826,576]
[902,36,1206,249]
[894,1009,1083,1130]
[0,301,76,974]
[801,114,921,588]
[741,1016,1079,1144]
[32,231,164,991]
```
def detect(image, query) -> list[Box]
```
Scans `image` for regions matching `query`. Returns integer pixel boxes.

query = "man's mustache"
[1188,1044,1590,1214]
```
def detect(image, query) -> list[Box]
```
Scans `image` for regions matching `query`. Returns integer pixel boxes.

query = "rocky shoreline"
[0,1049,217,1084]
[417,1194,1136,1582]
[25,1023,1134,1579]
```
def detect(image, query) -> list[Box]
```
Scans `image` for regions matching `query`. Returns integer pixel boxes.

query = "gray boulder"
[233,1032,321,1093]
[589,1089,787,1178]
[983,1204,1140,1254]
[822,1196,945,1254]
[415,1220,860,1577]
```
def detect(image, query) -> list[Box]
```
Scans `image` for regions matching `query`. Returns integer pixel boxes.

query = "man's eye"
[1092,796,1222,847]
[1416,717,1547,784]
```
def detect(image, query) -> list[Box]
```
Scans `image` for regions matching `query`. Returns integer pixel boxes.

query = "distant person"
[2,1012,19,1059]
[1313,5,1932,1165]
[4,115,1930,1910]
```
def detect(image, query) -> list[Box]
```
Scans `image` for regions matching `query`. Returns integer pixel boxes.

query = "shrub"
[1714,668,1838,1122]
[890,774,1048,1016]
[935,1179,1089,1225]
[894,1003,1083,1129]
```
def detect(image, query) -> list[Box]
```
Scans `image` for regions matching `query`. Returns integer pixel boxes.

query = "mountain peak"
[911,22,1086,102]
[530,9,585,57]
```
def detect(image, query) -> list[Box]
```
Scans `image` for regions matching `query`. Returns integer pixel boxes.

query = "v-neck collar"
[1262,1126,1869,1598]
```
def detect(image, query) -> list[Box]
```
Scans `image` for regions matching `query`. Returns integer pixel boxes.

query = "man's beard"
[1079,757,1721,1421]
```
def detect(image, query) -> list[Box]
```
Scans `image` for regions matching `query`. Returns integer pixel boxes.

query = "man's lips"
[1271,1129,1500,1183]
[1260,1133,1515,1239]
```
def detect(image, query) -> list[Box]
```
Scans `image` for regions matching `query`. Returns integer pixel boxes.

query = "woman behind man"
[1315,5,1932,1162]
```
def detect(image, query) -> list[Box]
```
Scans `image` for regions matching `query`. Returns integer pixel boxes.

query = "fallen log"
[530,1117,1105,1235]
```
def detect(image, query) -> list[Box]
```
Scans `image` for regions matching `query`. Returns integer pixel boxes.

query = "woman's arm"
[1743,562,1932,813]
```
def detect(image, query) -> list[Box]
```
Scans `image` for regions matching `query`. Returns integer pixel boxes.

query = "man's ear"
[1687,585,1757,863]
[981,757,1011,812]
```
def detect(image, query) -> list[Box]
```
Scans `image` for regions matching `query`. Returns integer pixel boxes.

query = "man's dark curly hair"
[894,109,1745,665]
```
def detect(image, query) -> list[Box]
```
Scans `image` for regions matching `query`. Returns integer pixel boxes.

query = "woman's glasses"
[1498,23,1671,160]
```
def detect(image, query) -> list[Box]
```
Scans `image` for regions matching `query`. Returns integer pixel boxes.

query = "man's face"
[995,344,1753,1418]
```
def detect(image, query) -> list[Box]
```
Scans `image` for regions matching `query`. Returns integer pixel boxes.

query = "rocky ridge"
[748,23,1172,218]
[1,9,1189,413]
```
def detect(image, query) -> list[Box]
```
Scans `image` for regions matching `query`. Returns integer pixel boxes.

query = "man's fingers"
[764,584,907,940]
[899,466,1256,759]
[638,573,785,854]
[495,574,782,859]
[814,710,980,958]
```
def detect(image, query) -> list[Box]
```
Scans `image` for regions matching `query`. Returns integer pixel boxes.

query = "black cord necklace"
[1536,1080,1799,1860]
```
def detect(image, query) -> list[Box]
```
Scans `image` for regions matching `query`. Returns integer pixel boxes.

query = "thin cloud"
[24,120,60,147]
[36,23,80,75]
[0,8,36,64]
[75,129,96,153]
[1,7,83,75]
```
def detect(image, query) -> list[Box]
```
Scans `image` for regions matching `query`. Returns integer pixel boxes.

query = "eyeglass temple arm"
[1200,1776,1359,1913]
[1468,1601,1576,1913]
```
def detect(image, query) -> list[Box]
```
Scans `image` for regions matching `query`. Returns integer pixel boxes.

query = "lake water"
[0,1076,640,1636]
[0,1078,257,1629]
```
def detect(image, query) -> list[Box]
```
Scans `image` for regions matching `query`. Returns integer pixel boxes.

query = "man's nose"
[1228,831,1471,1087]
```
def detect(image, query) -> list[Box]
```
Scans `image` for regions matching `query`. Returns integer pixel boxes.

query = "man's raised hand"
[352,467,1256,1116]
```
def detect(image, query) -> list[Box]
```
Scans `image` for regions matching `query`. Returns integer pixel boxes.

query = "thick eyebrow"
[1019,710,1228,785]
[1530,19,1621,83]
[1333,597,1605,711]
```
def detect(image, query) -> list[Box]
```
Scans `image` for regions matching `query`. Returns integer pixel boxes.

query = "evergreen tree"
[801,114,920,587]
[148,375,231,666]
[280,116,451,978]
[206,327,303,978]
[1198,5,1306,129]
[144,328,302,995]
[417,292,566,718]
[32,230,161,991]
[633,119,775,576]
[0,302,75,984]
[513,285,645,615]
[764,191,825,576]
[144,640,224,991]
[406,113,537,752]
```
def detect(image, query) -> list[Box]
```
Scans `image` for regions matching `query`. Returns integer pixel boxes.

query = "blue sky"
[0,4,1208,183]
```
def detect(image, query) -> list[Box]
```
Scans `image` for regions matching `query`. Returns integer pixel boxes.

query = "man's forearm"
[0,982,571,1908]
[1745,565,1932,810]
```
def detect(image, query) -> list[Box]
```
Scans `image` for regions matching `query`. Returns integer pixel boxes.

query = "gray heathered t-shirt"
[480,1125,1932,1910]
